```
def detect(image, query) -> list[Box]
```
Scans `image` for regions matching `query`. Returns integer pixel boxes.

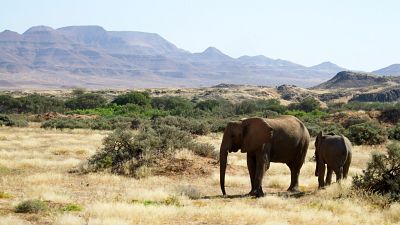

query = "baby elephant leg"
[325,166,333,185]
[334,167,343,183]
[317,163,326,188]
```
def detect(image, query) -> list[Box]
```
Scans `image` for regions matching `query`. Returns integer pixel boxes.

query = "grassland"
[0,126,399,225]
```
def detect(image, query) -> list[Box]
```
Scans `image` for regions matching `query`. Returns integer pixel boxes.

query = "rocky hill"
[351,87,400,102]
[0,25,347,89]
[312,71,391,89]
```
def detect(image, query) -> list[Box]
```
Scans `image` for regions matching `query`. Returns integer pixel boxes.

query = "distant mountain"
[192,47,232,61]
[313,71,390,89]
[372,64,400,76]
[309,62,345,74]
[0,25,348,89]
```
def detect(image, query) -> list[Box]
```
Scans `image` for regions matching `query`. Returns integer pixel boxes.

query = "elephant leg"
[318,162,326,189]
[325,166,333,185]
[252,151,266,197]
[247,154,256,195]
[334,167,343,183]
[287,162,301,192]
[343,156,351,179]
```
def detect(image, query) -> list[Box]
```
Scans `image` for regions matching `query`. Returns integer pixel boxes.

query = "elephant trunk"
[314,152,319,177]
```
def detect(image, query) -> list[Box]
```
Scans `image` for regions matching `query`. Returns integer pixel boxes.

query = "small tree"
[353,142,400,201]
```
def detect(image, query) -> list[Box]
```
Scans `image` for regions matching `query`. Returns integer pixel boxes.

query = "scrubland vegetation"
[0,89,400,224]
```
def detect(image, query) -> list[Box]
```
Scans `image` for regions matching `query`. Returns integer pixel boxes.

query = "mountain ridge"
[0,25,395,89]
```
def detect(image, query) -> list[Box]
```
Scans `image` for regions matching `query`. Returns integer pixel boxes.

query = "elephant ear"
[242,123,250,137]
[264,121,274,140]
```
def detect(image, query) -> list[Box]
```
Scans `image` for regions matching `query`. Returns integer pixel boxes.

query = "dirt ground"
[0,126,399,225]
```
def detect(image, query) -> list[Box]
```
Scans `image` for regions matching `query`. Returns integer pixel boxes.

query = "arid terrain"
[0,125,399,225]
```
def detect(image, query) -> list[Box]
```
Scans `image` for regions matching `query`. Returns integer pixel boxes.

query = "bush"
[15,199,47,213]
[41,118,89,129]
[288,97,321,112]
[353,142,400,201]
[347,122,387,145]
[112,91,151,106]
[388,123,400,140]
[379,108,400,124]
[235,99,287,115]
[153,116,210,135]
[0,94,65,114]
[65,93,107,110]
[152,96,193,115]
[188,142,217,158]
[62,203,83,212]
[195,99,221,111]
[0,114,28,127]
[85,123,216,176]
[343,117,370,128]
[0,94,21,113]
[41,117,132,130]
[175,185,202,199]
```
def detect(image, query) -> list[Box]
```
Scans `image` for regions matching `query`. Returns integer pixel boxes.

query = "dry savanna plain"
[0,124,399,225]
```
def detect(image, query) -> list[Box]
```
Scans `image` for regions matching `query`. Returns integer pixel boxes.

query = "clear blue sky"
[1,0,399,71]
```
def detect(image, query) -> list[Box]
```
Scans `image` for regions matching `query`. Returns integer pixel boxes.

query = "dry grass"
[0,126,397,225]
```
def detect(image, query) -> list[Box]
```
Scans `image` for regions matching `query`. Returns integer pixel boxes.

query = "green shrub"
[338,101,396,111]
[163,195,181,206]
[0,94,65,114]
[15,199,47,213]
[195,99,221,111]
[288,97,321,112]
[153,116,210,135]
[62,203,83,212]
[85,123,216,176]
[388,123,400,140]
[0,114,28,127]
[0,94,21,113]
[209,117,233,133]
[65,93,107,110]
[0,191,13,199]
[347,122,387,145]
[188,142,217,158]
[379,108,400,124]
[67,104,168,118]
[353,142,400,201]
[152,96,193,115]
[343,117,370,128]
[41,118,88,129]
[112,91,151,106]
[41,117,132,130]
[235,99,286,115]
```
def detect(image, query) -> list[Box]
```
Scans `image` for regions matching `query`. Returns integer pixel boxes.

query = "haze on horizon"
[1,0,399,71]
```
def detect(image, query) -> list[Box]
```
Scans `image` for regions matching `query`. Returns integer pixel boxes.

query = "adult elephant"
[314,132,352,188]
[220,116,310,197]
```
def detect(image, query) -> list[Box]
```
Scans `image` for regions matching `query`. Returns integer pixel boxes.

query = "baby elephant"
[315,132,352,188]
